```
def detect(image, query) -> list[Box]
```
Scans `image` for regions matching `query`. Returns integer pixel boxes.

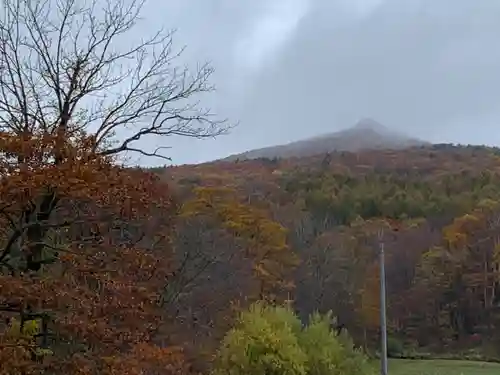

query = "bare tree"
[0,0,230,276]
[0,0,228,162]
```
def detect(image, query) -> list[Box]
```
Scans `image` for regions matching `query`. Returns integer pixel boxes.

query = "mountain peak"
[223,119,430,161]
[351,118,389,133]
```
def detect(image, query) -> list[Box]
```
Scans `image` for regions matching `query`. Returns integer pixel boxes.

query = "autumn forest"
[164,144,500,363]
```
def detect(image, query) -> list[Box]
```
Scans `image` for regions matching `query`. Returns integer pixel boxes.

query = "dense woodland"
[161,144,500,364]
[4,134,500,372]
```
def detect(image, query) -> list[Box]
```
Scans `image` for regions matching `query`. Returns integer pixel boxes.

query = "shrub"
[212,302,307,375]
[298,311,345,375]
[386,336,404,358]
[335,330,375,375]
[213,302,374,375]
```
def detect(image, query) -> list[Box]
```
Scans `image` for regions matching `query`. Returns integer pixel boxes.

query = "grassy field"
[387,359,500,375]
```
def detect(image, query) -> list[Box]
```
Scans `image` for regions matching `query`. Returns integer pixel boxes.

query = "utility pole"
[379,237,388,375]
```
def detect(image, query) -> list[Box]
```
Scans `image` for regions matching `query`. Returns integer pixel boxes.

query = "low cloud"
[140,0,500,165]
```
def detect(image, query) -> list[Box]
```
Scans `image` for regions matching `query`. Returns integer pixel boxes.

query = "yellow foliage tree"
[181,186,299,302]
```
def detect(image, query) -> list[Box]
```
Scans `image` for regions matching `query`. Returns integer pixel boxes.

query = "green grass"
[387,359,500,375]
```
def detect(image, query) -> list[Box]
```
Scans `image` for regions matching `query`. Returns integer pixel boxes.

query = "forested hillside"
[1,0,499,373]
[162,144,500,363]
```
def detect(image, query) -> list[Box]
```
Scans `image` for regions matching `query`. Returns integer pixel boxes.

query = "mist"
[138,0,500,165]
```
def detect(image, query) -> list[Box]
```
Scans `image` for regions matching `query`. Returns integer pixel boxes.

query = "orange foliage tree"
[0,0,227,373]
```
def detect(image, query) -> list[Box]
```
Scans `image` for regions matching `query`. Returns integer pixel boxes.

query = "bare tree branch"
[0,0,230,162]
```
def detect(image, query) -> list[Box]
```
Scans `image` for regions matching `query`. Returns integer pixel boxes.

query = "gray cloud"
[139,0,500,165]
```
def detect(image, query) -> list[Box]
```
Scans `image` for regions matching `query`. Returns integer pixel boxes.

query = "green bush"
[335,330,375,375]
[299,312,373,375]
[299,312,344,375]
[212,302,307,375]
[212,302,374,375]
[387,336,404,358]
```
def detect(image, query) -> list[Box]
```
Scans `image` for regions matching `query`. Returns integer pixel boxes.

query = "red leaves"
[99,343,187,375]
[0,132,180,374]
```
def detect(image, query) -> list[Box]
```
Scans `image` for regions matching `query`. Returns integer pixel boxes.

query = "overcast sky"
[137,0,500,165]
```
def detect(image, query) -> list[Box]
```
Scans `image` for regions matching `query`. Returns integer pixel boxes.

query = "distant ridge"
[224,118,430,161]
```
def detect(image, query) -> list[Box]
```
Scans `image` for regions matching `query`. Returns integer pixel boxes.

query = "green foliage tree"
[213,302,374,375]
[212,302,307,375]
[299,311,373,375]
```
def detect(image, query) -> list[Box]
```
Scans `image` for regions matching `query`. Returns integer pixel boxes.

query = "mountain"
[224,118,430,161]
